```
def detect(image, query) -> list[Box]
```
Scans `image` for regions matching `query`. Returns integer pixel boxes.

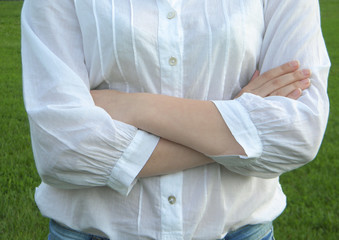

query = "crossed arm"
[91,61,311,177]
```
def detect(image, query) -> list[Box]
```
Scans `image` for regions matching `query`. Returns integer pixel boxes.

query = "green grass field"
[0,1,338,239]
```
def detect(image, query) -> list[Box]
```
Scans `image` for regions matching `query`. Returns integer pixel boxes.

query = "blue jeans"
[48,220,109,240]
[221,222,275,240]
[49,219,274,240]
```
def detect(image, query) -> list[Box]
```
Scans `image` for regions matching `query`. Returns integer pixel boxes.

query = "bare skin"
[91,61,311,177]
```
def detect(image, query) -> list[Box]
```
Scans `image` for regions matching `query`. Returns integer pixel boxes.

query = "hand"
[235,61,311,99]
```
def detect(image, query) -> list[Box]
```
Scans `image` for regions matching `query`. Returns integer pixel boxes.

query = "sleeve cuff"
[209,97,262,166]
[107,130,160,196]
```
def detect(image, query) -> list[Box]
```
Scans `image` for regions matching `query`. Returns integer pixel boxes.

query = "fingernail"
[301,78,310,85]
[291,88,302,98]
[302,69,311,76]
[289,60,299,67]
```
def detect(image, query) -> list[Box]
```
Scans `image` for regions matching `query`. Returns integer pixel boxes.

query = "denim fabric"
[221,222,274,240]
[48,220,109,240]
[48,219,273,240]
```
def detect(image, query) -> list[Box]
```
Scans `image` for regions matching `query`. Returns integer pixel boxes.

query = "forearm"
[91,62,310,158]
[133,93,245,156]
[91,61,312,177]
[91,90,220,176]
[138,138,214,178]
[92,90,245,156]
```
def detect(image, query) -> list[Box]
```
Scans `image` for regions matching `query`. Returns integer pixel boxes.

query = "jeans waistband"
[49,219,109,240]
[223,222,274,240]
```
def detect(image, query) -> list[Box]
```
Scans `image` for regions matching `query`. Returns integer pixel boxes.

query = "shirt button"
[167,11,176,19]
[169,57,177,66]
[168,196,176,205]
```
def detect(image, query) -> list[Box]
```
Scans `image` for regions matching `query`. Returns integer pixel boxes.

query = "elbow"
[223,93,329,178]
[293,129,324,166]
[37,167,61,188]
[33,153,64,189]
[228,120,327,179]
[30,129,83,189]
[294,114,327,165]
[211,133,324,179]
[34,148,94,190]
[262,119,326,176]
[33,145,72,189]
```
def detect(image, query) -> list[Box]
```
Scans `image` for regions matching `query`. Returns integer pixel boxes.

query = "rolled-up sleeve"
[21,0,159,195]
[209,0,330,178]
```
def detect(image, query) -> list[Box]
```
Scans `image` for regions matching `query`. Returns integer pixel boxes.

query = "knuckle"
[260,72,270,80]
[270,78,281,87]
[281,61,296,73]
[262,71,275,80]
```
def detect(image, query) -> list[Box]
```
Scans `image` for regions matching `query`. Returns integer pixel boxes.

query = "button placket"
[157,1,184,235]
[160,173,183,234]
[168,10,178,68]
[157,5,182,97]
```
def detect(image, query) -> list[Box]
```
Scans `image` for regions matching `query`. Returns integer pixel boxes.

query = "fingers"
[235,60,312,99]
[260,68,311,96]
[269,78,311,98]
[260,60,300,80]
[276,69,311,87]
[287,88,303,100]
[251,61,300,90]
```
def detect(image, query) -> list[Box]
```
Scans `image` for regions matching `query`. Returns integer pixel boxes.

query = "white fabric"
[21,0,330,239]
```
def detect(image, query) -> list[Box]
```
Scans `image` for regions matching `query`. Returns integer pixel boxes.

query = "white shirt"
[21,0,330,239]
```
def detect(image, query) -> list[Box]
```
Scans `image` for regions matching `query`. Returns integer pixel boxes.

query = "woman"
[21,0,330,239]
